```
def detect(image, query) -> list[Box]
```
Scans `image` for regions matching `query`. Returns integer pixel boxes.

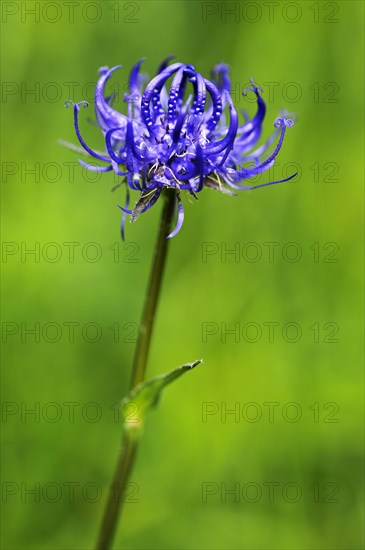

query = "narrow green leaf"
[120,359,202,435]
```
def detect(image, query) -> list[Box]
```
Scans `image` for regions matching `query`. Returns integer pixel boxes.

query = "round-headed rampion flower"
[64,58,296,238]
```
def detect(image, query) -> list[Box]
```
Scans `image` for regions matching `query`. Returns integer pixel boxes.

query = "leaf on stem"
[120,360,202,435]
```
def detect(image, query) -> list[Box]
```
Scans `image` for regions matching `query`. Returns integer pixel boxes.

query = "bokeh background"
[1,1,364,548]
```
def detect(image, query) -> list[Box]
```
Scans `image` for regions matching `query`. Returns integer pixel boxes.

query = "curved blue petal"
[212,63,231,94]
[65,101,110,161]
[120,186,130,240]
[79,159,113,172]
[227,171,298,190]
[206,95,238,156]
[95,66,127,131]
[167,195,184,239]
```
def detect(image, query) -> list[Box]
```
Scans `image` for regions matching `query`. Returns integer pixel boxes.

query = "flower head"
[65,58,296,238]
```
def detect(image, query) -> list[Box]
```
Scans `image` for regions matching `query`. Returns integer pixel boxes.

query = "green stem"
[96,190,176,550]
[96,433,138,550]
[130,190,176,387]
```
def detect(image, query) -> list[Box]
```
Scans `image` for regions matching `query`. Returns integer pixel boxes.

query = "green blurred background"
[1,1,364,548]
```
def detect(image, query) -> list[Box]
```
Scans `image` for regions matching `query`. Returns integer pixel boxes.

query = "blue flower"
[65,58,296,238]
